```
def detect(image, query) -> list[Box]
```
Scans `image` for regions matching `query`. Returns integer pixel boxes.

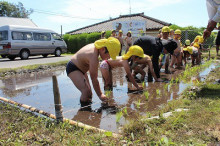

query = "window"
[33,33,51,41]
[52,33,62,40]
[0,31,8,40]
[12,31,32,40]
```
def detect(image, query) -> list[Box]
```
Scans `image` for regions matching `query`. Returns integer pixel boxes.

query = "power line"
[32,9,104,21]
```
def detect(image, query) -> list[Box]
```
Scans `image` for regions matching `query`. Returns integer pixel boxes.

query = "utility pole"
[61,25,63,36]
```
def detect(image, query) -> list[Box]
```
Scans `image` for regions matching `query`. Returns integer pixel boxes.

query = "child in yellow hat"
[100,45,145,91]
[170,29,182,69]
[182,39,191,66]
[66,37,120,107]
[117,30,124,56]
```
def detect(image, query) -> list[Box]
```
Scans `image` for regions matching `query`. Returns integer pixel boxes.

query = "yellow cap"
[170,29,174,32]
[101,31,105,34]
[111,29,116,33]
[162,26,170,33]
[122,45,146,60]
[119,30,123,33]
[94,37,120,60]
[194,35,200,42]
[174,29,181,35]
[187,46,193,54]
[198,36,204,44]
[185,39,190,46]
[128,31,131,33]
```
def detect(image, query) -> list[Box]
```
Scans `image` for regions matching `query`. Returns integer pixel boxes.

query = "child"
[100,45,144,90]
[100,31,106,39]
[192,35,204,64]
[170,29,182,69]
[66,37,120,107]
[111,29,117,38]
[117,30,124,56]
[169,29,174,39]
[182,39,191,66]
[124,31,132,53]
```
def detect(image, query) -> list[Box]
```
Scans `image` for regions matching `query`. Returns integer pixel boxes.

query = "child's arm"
[123,60,143,90]
[147,58,163,82]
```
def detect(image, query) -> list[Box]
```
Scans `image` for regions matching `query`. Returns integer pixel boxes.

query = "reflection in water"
[0,64,216,132]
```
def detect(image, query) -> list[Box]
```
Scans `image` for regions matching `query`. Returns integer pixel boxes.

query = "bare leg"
[68,71,92,102]
[100,68,112,90]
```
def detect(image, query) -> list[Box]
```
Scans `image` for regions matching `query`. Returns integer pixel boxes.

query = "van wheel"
[20,50,29,60]
[55,49,61,57]
[1,55,6,58]
[42,54,48,58]
[8,56,16,61]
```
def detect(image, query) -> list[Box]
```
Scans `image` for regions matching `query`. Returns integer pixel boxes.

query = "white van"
[0,25,67,60]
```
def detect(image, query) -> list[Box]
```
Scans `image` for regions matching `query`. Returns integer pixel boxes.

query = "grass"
[122,62,220,145]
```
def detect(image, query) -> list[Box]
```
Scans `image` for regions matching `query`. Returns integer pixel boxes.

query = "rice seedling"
[135,99,141,109]
[116,110,123,123]
[144,91,149,101]
[156,89,160,96]
[123,107,128,116]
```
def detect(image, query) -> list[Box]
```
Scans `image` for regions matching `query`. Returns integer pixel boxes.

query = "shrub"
[77,33,88,49]
[68,35,78,53]
[86,32,101,44]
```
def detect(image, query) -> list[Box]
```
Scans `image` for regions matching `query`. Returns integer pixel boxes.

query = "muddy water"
[0,64,216,132]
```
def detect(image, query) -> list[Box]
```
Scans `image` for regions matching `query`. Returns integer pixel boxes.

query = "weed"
[156,89,160,96]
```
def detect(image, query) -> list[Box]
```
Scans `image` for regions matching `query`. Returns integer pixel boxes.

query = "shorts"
[66,61,84,75]
[100,60,111,70]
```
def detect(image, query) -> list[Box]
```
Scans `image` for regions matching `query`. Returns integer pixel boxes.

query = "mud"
[0,63,216,132]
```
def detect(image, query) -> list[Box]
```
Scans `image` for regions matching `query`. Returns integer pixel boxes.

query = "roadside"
[0,55,72,69]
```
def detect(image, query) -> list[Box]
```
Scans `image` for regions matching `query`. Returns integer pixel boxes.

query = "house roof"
[67,12,171,34]
[0,17,38,27]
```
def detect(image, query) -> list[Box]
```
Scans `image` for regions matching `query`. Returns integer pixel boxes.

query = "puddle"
[0,63,216,132]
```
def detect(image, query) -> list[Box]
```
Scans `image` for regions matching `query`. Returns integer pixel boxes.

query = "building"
[0,17,38,27]
[67,12,171,37]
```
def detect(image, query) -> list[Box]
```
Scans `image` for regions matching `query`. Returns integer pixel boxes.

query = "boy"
[170,29,182,69]
[117,30,124,56]
[66,37,120,107]
[182,39,191,66]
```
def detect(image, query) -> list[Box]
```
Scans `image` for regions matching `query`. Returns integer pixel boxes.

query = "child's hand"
[137,86,143,90]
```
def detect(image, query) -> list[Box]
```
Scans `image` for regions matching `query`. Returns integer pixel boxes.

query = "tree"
[0,1,33,18]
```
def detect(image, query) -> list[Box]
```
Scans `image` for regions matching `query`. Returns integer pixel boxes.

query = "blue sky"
[7,0,208,34]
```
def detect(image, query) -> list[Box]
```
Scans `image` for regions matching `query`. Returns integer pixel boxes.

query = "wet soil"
[0,63,216,132]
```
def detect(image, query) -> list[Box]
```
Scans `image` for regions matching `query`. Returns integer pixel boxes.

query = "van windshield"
[52,33,62,40]
[0,31,8,40]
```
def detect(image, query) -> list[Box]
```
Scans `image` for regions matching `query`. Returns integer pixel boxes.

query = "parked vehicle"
[0,25,67,60]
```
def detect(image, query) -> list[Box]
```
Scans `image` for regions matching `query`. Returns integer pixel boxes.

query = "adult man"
[133,35,177,81]
[203,0,220,39]
[66,37,120,107]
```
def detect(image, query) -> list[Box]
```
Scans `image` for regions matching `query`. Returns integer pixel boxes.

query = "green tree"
[0,1,33,18]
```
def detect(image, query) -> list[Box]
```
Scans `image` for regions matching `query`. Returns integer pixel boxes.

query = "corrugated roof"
[0,17,38,27]
[67,12,171,34]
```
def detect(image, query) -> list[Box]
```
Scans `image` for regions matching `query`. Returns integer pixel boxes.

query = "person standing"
[203,0,220,39]
[216,26,220,55]
[124,31,133,53]
[117,30,124,56]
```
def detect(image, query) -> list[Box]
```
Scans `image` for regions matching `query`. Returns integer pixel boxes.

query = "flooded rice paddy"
[0,63,216,132]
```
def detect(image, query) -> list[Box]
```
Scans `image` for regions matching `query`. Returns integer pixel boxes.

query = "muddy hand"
[137,86,143,90]
[99,93,108,103]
